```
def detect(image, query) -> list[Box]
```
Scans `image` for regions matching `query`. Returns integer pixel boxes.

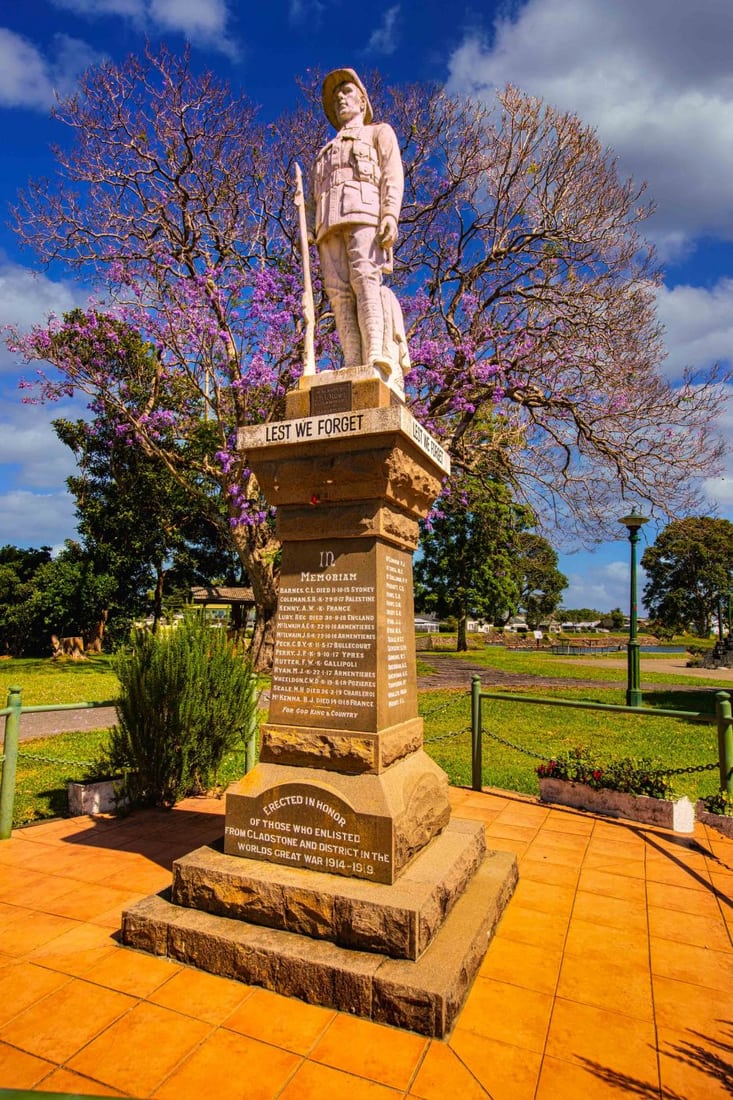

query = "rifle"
[293,162,316,377]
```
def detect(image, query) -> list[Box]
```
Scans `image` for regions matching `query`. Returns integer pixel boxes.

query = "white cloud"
[50,0,144,17]
[0,29,104,110]
[0,489,77,548]
[562,557,648,614]
[702,383,733,510]
[0,29,52,109]
[445,0,733,255]
[50,0,238,55]
[288,0,326,25]
[366,5,400,56]
[656,279,733,380]
[0,412,78,490]
[0,263,87,374]
[150,0,236,53]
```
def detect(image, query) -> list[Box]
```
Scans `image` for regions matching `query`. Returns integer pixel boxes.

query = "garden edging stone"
[67,777,129,815]
[539,777,695,833]
[695,801,733,838]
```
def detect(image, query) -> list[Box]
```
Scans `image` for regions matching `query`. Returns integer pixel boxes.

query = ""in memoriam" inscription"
[270,549,377,727]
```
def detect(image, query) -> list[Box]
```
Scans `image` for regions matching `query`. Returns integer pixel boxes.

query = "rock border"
[695,801,733,839]
[538,777,695,833]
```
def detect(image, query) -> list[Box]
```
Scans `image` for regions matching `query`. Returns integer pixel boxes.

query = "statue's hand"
[378,215,398,250]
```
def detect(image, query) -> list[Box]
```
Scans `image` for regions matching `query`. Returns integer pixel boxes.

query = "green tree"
[28,541,117,651]
[600,608,626,631]
[0,542,117,657]
[642,517,733,636]
[414,480,530,651]
[53,337,244,644]
[0,546,52,656]
[515,533,568,629]
[559,608,602,624]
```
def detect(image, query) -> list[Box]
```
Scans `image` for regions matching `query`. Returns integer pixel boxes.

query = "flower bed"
[67,777,128,816]
[696,792,733,838]
[536,748,694,832]
[538,777,695,833]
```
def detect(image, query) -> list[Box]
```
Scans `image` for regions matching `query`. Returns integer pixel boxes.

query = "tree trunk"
[152,563,165,630]
[230,521,279,672]
[84,609,108,653]
[457,612,468,652]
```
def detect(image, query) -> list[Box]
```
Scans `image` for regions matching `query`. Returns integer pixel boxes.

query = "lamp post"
[618,508,649,707]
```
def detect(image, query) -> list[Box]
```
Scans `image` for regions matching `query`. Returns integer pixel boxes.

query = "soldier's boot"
[356,291,392,378]
[329,290,363,368]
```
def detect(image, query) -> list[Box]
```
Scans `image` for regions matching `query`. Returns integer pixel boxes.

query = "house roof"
[190,586,255,605]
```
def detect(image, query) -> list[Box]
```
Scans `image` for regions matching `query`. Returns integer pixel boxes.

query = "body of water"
[639,645,688,654]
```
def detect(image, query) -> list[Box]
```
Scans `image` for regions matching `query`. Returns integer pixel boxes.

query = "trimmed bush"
[110,614,257,807]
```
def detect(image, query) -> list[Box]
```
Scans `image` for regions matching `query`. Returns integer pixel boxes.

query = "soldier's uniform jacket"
[313,122,404,244]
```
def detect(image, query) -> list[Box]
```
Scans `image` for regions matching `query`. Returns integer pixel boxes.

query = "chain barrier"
[420,694,468,722]
[421,692,469,747]
[423,725,470,746]
[17,751,97,768]
[482,727,549,761]
[661,761,719,776]
[482,727,718,774]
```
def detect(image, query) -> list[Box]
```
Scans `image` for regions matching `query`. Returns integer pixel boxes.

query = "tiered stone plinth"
[124,822,517,1036]
[122,368,517,1036]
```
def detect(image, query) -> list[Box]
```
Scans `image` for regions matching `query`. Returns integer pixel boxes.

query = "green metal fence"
[1,683,259,839]
[470,675,733,796]
[0,685,119,839]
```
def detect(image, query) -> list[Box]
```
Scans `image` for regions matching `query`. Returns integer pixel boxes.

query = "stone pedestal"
[122,369,517,1035]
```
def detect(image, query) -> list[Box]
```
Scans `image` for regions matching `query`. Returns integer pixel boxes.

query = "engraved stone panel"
[225,779,392,883]
[310,381,352,416]
[270,539,378,731]
[268,538,417,735]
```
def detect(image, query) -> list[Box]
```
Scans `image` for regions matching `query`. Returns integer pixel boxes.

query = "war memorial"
[122,68,517,1038]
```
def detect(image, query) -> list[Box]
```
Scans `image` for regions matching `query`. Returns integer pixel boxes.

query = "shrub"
[536,746,675,799]
[109,613,257,807]
[701,790,733,816]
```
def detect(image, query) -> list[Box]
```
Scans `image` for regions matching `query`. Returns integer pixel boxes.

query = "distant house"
[467,619,493,633]
[190,586,255,631]
[414,614,440,633]
[504,617,529,634]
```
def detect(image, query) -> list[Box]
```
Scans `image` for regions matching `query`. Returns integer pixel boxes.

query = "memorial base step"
[172,817,486,960]
[121,846,517,1038]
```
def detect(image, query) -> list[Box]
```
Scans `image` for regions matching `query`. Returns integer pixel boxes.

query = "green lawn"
[419,684,723,803]
[442,644,729,687]
[0,655,119,706]
[2,650,729,827]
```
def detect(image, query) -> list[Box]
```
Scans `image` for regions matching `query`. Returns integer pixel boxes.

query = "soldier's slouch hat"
[322,68,373,128]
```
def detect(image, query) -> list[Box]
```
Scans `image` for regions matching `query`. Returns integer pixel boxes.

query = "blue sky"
[0,0,731,613]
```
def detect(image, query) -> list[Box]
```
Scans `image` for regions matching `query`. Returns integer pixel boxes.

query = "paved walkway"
[0,788,731,1098]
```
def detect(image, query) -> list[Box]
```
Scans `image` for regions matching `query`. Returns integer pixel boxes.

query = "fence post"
[245,678,258,775]
[471,674,482,792]
[0,685,22,840]
[716,690,733,794]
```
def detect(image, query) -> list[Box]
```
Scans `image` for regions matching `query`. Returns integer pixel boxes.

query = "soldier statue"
[309,68,410,397]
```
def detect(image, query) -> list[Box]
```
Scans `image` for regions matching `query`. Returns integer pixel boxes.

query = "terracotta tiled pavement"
[0,787,731,1099]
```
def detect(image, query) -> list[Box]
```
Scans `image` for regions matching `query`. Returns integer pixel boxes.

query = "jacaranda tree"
[7,47,729,666]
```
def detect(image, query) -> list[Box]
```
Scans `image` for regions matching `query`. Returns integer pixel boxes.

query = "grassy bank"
[0,655,119,706]
[3,651,728,827]
[419,684,722,802]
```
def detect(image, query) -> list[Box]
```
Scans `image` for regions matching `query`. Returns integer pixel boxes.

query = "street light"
[618,508,649,707]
